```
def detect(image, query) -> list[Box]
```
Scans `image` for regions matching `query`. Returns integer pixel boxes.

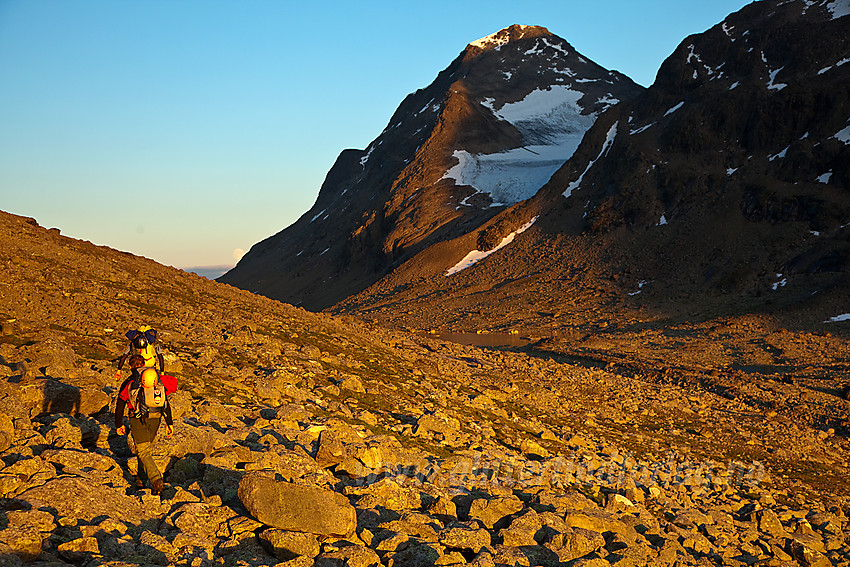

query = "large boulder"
[16,476,147,524]
[238,473,356,537]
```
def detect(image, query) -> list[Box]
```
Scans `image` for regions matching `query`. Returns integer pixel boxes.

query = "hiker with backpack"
[114,364,177,495]
[114,325,165,380]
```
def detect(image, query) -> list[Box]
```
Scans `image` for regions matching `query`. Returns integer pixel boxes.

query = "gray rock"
[238,473,356,537]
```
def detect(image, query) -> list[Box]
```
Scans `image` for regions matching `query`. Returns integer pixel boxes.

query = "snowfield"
[442,86,604,206]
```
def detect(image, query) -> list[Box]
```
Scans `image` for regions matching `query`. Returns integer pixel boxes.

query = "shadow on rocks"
[40,377,81,416]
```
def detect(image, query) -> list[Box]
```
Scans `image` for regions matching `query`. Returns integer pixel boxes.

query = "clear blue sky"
[0,0,753,269]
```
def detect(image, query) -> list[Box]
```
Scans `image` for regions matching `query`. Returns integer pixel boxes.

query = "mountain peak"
[466,24,551,52]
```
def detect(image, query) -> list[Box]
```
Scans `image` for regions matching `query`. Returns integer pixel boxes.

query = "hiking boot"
[152,478,164,496]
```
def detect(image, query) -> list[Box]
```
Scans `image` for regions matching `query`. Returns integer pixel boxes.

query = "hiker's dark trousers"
[129,416,162,485]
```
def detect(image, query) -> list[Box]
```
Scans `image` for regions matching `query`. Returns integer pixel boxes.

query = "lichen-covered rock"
[0,527,44,563]
[238,473,356,537]
[17,476,147,524]
[57,536,100,562]
[499,509,543,547]
[382,540,442,567]
[788,537,832,567]
[439,521,492,552]
[4,509,55,534]
[259,529,321,560]
[348,477,423,511]
[545,526,606,562]
[468,495,524,529]
[671,507,712,529]
[315,430,347,468]
[563,510,635,541]
[519,438,550,458]
[137,529,178,563]
[535,490,597,514]
[755,508,786,537]
[167,502,241,538]
[314,543,380,567]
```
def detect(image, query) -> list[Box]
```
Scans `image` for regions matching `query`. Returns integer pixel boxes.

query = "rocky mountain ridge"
[1,203,850,567]
[332,0,850,341]
[220,25,643,310]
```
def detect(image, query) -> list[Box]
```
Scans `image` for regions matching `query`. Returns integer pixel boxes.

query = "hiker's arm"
[114,378,132,432]
[114,397,126,433]
[163,401,174,437]
[163,400,173,427]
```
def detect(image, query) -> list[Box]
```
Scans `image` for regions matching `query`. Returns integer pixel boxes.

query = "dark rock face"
[221,25,643,310]
[529,0,850,307]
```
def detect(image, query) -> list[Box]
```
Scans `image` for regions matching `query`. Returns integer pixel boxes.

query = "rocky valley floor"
[1,210,849,567]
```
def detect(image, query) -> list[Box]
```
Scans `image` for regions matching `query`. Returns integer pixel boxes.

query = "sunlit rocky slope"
[2,209,850,566]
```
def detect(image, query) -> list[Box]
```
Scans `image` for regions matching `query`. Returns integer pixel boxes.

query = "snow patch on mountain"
[442,86,604,205]
[445,216,539,276]
[524,37,571,57]
[834,125,850,144]
[767,67,788,91]
[826,312,850,323]
[769,146,789,161]
[818,57,850,74]
[827,0,850,19]
[563,122,618,199]
[665,102,685,117]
